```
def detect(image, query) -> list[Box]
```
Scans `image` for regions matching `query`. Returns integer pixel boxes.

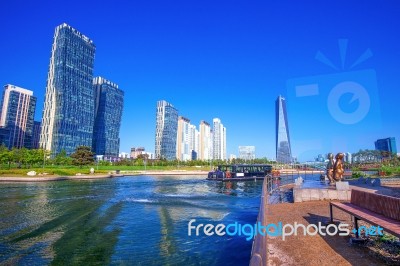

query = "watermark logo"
[286,39,381,158]
[188,219,383,241]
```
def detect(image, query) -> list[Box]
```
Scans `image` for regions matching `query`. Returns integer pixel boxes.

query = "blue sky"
[0,0,399,161]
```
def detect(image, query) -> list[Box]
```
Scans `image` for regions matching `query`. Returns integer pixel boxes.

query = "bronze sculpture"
[333,153,344,182]
[326,153,335,184]
[326,152,345,184]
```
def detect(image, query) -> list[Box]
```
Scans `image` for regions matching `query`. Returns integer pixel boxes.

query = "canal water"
[0,176,264,265]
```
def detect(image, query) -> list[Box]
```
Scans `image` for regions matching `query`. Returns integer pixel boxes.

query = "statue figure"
[326,153,335,184]
[333,153,345,182]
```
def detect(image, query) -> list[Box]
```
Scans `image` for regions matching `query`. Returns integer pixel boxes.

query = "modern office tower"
[176,116,191,161]
[40,23,96,156]
[212,118,226,160]
[155,100,178,160]
[276,95,292,164]
[32,121,41,149]
[92,77,124,157]
[239,146,256,161]
[375,137,397,154]
[199,120,212,160]
[0,84,37,149]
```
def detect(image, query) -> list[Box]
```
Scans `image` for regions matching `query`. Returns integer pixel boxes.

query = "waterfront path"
[266,201,388,265]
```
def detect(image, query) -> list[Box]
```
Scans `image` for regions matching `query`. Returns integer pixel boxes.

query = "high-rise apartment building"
[40,23,96,156]
[199,120,212,160]
[189,124,199,160]
[0,84,36,149]
[155,100,178,160]
[276,95,292,163]
[92,77,124,157]
[212,118,226,160]
[176,116,192,161]
[375,137,397,154]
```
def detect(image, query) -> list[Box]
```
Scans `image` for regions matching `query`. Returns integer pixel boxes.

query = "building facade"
[176,116,191,161]
[199,120,212,160]
[275,95,292,163]
[32,121,41,149]
[375,137,397,155]
[239,146,256,161]
[92,77,124,157]
[212,118,226,160]
[0,84,37,149]
[131,147,145,159]
[40,23,96,156]
[155,100,178,160]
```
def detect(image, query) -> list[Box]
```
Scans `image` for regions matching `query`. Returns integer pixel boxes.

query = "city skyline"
[1,1,399,161]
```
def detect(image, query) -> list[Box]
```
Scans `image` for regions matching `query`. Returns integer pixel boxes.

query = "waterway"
[0,176,264,265]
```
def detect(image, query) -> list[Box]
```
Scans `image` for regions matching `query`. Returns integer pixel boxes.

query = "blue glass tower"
[155,100,178,160]
[276,95,292,163]
[40,23,96,156]
[92,77,124,157]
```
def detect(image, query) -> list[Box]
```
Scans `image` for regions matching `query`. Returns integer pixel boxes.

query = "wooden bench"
[330,189,400,238]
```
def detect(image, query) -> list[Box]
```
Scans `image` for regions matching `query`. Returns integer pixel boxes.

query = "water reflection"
[1,176,263,265]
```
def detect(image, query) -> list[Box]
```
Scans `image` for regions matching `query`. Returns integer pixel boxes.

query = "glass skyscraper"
[155,100,178,160]
[92,77,124,157]
[0,84,37,149]
[40,23,96,156]
[276,95,292,163]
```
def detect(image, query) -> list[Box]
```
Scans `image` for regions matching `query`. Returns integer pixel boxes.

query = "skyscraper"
[276,95,292,163]
[375,137,397,154]
[40,23,96,156]
[189,124,199,160]
[155,100,178,160]
[199,120,212,160]
[0,84,37,149]
[92,77,124,157]
[176,116,191,161]
[212,118,226,160]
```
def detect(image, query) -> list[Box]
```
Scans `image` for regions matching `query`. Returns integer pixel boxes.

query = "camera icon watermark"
[286,39,382,159]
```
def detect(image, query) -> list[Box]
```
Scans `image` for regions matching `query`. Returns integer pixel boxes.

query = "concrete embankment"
[0,170,209,182]
[0,174,118,182]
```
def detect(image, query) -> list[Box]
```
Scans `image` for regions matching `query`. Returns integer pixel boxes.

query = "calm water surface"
[0,176,263,265]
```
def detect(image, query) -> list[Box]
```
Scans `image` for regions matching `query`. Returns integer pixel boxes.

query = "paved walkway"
[266,201,389,265]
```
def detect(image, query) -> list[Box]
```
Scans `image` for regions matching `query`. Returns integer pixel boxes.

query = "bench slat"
[350,189,400,220]
[331,202,400,238]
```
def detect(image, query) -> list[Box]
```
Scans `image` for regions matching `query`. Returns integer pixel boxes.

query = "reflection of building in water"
[275,95,292,164]
[239,146,255,161]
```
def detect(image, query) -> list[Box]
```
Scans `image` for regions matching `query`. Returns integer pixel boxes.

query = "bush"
[352,171,365,179]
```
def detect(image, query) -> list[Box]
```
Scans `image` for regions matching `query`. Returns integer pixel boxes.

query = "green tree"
[54,150,72,166]
[0,145,11,168]
[70,146,94,168]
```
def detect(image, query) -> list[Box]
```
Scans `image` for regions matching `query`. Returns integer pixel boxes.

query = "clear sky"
[0,0,399,161]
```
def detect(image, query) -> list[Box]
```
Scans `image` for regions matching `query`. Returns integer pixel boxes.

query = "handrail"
[249,175,270,266]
